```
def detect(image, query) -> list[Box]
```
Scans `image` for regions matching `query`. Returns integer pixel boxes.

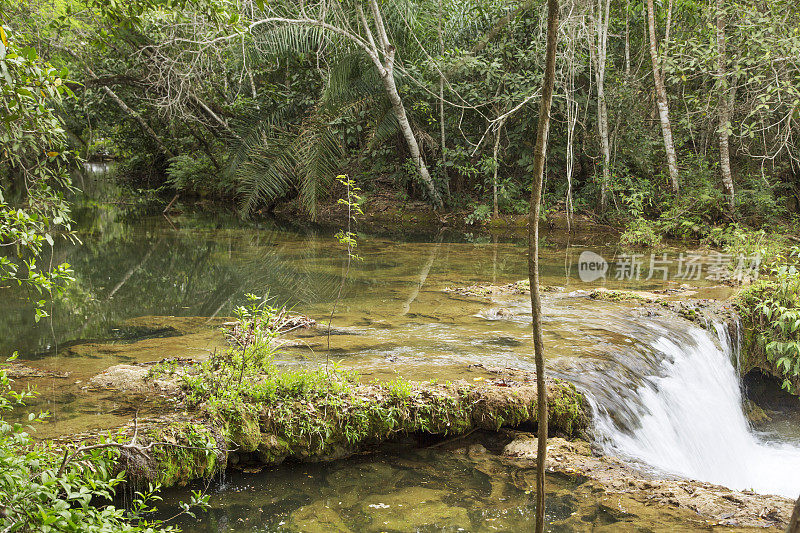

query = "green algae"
[123,366,588,487]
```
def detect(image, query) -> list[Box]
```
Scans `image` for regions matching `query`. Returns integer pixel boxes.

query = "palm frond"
[235,130,297,218]
[227,107,294,182]
[367,102,401,150]
[295,110,346,219]
[252,24,326,57]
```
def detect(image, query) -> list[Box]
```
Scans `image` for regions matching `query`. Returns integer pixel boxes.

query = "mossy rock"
[589,289,654,302]
[743,400,771,426]
[125,370,588,487]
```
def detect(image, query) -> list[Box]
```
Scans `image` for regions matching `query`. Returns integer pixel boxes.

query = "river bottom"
[155,433,754,533]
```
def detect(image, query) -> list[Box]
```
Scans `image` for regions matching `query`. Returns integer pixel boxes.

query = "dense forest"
[4,0,799,235]
[4,0,800,531]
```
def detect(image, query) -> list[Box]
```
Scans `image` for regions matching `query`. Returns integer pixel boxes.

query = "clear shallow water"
[156,436,741,533]
[157,441,587,533]
[2,203,729,435]
[3,199,800,506]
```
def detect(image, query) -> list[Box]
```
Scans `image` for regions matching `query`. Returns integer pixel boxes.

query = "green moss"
[548,382,588,437]
[132,306,588,487]
[135,375,588,487]
[588,289,652,302]
[148,421,223,487]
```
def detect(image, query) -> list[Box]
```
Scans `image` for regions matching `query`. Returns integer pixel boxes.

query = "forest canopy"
[2,0,799,235]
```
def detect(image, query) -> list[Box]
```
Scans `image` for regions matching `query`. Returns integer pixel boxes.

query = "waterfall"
[574,320,800,498]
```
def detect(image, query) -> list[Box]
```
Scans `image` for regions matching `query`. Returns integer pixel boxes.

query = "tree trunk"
[365,0,443,209]
[492,120,503,219]
[528,1,559,532]
[564,15,579,233]
[93,82,174,159]
[592,0,612,212]
[625,0,631,76]
[438,0,448,197]
[716,0,735,213]
[646,0,680,192]
[379,68,442,209]
[598,92,611,209]
[789,495,800,533]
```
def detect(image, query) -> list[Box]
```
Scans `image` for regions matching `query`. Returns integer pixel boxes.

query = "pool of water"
[1,203,733,437]
[155,432,733,533]
[9,199,800,511]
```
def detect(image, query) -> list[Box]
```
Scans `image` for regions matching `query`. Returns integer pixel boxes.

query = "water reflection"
[158,437,580,533]
[1,200,734,436]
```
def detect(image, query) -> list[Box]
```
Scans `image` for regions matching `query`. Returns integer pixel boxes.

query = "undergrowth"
[158,295,586,483]
[735,246,800,393]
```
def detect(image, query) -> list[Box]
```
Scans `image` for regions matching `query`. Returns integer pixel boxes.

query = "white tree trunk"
[564,26,578,232]
[624,0,631,76]
[379,67,442,208]
[716,0,735,213]
[591,0,612,211]
[646,0,680,192]
[438,0,448,197]
[492,120,503,218]
[365,0,443,208]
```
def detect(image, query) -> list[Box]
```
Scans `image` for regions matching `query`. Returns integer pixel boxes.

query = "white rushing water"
[589,321,800,499]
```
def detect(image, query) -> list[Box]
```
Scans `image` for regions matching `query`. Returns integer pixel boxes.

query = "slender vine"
[327,175,363,372]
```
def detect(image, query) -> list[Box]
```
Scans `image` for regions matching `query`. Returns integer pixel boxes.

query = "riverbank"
[7,211,800,530]
[35,290,796,530]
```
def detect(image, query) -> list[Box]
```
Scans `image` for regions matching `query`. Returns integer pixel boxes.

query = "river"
[3,191,800,530]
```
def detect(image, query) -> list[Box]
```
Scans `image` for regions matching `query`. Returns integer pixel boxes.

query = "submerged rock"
[287,501,353,533]
[87,361,186,394]
[4,363,70,379]
[443,279,531,297]
[360,487,470,531]
[502,432,794,530]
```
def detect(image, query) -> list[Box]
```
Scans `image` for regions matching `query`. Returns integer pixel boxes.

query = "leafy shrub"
[736,247,800,392]
[0,362,207,532]
[166,153,228,197]
[464,203,492,225]
[706,224,791,272]
[735,174,788,225]
[620,218,663,248]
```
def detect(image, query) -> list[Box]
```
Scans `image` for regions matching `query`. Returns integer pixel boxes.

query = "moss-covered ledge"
[118,369,588,488]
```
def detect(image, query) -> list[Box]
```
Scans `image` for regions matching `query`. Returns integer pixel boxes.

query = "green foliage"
[464,203,491,226]
[0,361,210,532]
[619,218,663,248]
[5,0,799,225]
[166,154,226,197]
[706,224,790,271]
[333,175,364,261]
[736,246,800,393]
[0,27,210,530]
[0,25,75,319]
[617,192,662,247]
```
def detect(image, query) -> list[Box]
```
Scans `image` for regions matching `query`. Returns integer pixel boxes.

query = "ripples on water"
[3,202,799,509]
